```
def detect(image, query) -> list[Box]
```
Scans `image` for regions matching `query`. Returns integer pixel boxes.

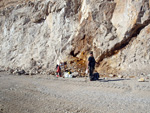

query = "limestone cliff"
[0,0,150,76]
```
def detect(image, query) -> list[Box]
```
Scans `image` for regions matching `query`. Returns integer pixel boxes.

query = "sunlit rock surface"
[0,0,150,76]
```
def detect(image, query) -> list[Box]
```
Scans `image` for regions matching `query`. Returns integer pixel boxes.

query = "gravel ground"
[0,72,150,113]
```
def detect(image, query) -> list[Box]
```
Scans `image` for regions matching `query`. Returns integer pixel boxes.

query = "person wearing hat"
[87,51,96,81]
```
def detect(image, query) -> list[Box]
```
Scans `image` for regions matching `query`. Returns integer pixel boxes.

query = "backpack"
[56,66,60,72]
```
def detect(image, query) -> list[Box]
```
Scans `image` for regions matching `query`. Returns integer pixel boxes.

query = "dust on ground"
[0,72,150,113]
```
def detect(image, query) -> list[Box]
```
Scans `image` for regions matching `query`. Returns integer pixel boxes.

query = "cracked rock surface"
[0,0,150,76]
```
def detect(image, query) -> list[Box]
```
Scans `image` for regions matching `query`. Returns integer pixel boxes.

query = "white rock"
[118,75,123,78]
[138,78,145,82]
[147,74,150,77]
[109,74,114,78]
[72,72,79,77]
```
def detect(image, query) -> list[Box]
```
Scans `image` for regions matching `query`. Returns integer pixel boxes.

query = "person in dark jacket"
[87,51,96,81]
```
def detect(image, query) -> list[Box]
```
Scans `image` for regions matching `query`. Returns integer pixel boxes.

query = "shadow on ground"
[97,79,129,82]
[92,73,130,82]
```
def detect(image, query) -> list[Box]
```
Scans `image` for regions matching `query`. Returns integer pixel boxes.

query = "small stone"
[147,74,150,77]
[13,70,18,74]
[109,74,115,78]
[141,73,145,76]
[72,72,78,77]
[10,69,14,74]
[138,78,145,82]
[1,108,3,111]
[118,75,123,78]
[104,77,108,80]
[17,70,25,75]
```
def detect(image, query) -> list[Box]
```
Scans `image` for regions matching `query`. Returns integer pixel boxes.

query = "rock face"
[0,0,150,76]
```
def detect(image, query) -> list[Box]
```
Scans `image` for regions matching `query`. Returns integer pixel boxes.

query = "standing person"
[87,51,96,81]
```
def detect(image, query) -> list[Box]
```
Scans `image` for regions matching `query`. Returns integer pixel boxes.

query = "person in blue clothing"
[87,51,96,81]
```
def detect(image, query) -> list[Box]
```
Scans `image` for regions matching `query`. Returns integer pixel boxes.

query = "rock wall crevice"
[97,18,150,64]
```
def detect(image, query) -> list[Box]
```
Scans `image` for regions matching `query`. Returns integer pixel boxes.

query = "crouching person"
[56,64,61,77]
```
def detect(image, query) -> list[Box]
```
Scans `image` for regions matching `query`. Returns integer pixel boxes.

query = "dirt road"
[0,72,150,113]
